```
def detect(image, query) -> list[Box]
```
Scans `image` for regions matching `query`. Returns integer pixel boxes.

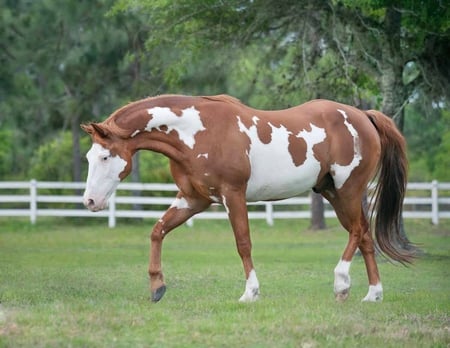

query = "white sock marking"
[239,269,260,302]
[334,259,351,294]
[362,283,383,302]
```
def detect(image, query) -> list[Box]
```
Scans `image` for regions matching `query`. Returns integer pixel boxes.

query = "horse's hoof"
[151,285,166,302]
[335,289,349,302]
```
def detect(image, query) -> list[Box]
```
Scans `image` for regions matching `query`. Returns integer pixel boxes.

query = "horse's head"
[81,123,133,212]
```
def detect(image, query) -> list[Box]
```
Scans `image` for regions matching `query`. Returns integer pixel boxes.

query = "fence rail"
[0,180,449,227]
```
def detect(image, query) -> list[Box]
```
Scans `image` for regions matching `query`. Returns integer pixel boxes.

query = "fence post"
[265,202,274,226]
[431,180,439,225]
[108,192,116,228]
[30,179,37,224]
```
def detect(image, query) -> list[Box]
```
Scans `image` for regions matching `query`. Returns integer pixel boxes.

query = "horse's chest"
[237,117,326,202]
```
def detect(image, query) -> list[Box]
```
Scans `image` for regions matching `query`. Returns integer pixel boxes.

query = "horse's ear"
[81,123,110,138]
[80,123,94,134]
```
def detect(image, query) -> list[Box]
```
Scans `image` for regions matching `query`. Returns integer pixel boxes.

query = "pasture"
[0,218,448,347]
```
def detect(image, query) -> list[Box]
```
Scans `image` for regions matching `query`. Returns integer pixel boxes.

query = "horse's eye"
[101,155,110,161]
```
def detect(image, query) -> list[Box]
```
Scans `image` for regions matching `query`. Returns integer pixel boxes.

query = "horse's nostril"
[87,198,95,207]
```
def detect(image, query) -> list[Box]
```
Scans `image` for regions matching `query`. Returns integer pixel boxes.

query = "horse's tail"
[365,110,416,265]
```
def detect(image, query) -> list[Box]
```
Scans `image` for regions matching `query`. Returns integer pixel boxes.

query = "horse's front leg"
[149,193,209,302]
[223,191,260,302]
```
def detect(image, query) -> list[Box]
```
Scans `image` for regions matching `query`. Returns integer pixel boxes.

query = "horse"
[81,94,416,303]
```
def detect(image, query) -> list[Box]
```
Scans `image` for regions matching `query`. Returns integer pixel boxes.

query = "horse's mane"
[201,94,243,105]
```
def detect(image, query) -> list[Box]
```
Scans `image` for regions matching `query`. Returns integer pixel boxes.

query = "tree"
[0,0,166,181]
[113,0,449,230]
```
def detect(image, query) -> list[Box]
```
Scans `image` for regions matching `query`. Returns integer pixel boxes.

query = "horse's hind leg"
[324,190,383,302]
[358,214,383,301]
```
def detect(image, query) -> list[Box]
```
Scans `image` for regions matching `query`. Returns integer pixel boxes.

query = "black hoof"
[151,285,166,302]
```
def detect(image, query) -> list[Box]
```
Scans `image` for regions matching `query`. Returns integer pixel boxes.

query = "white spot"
[252,116,259,124]
[197,153,208,159]
[331,109,362,189]
[146,106,206,149]
[239,269,260,302]
[362,283,383,302]
[130,130,140,137]
[334,259,351,295]
[204,172,211,177]
[170,197,190,210]
[209,196,220,203]
[222,195,230,214]
[237,116,327,201]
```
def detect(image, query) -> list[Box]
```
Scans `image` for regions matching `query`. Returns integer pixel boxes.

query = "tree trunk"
[310,192,326,230]
[71,113,81,183]
[380,6,405,128]
[380,6,410,244]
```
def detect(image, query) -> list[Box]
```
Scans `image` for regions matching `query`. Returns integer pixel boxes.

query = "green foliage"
[0,128,14,179]
[28,132,90,181]
[1,0,449,182]
[432,110,450,181]
[139,151,172,183]
[404,101,448,180]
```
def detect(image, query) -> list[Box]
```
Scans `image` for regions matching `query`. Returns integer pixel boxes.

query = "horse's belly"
[237,115,327,202]
[245,161,319,202]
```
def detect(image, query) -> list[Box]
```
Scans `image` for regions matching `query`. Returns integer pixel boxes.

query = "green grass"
[0,217,449,347]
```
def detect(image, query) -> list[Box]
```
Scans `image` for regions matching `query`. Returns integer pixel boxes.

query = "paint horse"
[82,94,415,303]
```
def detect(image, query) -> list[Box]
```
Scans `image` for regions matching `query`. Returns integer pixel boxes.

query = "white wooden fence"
[0,180,449,228]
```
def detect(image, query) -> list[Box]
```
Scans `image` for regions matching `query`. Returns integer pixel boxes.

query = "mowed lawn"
[0,217,448,347]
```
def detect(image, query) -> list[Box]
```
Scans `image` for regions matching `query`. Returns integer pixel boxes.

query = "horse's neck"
[129,129,186,163]
[125,104,205,162]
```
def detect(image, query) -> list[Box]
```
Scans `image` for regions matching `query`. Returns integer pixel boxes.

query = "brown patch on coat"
[287,133,308,166]
[256,120,273,144]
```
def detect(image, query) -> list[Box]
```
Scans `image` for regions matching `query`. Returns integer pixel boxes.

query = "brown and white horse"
[81,94,415,303]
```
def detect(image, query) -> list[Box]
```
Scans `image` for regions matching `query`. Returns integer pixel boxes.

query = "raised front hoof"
[151,285,166,303]
[335,288,350,302]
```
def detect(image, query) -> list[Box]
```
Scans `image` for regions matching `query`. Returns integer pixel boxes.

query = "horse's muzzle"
[84,197,106,212]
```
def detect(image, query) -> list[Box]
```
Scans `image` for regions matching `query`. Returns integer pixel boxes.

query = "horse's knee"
[359,232,375,254]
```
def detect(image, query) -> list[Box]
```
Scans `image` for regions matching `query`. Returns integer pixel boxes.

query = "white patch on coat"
[146,106,206,149]
[222,195,230,214]
[209,196,220,203]
[330,109,362,189]
[239,269,260,302]
[334,259,351,295]
[362,283,383,302]
[83,143,127,211]
[237,116,326,201]
[130,130,140,137]
[197,153,208,159]
[170,197,190,210]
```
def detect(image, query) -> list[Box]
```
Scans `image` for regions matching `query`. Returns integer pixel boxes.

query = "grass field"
[0,217,449,347]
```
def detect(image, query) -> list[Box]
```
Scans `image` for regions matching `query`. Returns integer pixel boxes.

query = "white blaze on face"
[83,143,127,212]
[237,116,327,201]
[330,109,362,189]
[146,106,206,149]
